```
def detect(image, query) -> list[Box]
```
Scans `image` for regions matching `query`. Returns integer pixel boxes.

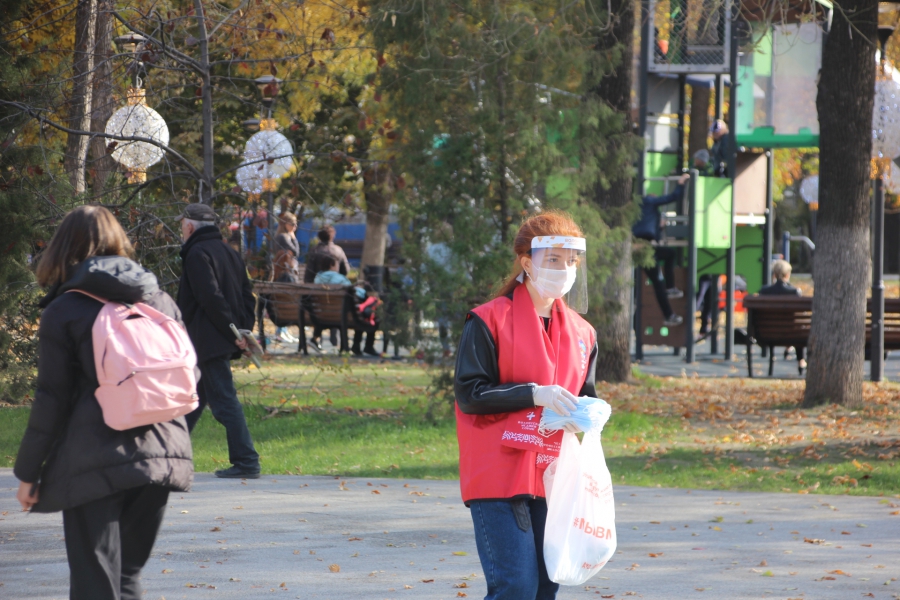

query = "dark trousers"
[644,264,674,319]
[469,498,559,600]
[641,244,677,319]
[186,356,260,471]
[62,485,169,600]
[352,328,377,354]
[655,246,677,289]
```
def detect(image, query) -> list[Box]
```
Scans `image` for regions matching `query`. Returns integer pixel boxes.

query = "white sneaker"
[666,288,684,299]
[663,314,684,326]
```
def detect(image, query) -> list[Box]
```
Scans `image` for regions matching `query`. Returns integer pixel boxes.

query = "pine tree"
[368,0,637,364]
[0,0,57,402]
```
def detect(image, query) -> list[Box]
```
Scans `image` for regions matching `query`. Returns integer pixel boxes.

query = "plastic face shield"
[527,235,588,314]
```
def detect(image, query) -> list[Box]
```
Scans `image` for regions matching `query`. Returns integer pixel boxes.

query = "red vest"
[456,284,596,503]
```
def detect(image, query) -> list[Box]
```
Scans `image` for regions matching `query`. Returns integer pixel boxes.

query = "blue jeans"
[469,498,559,600]
[185,357,260,472]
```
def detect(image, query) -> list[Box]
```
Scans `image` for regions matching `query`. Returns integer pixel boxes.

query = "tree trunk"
[194,0,214,203]
[360,165,392,275]
[688,84,711,163]
[64,0,98,194]
[590,0,636,382]
[803,0,876,408]
[89,0,115,195]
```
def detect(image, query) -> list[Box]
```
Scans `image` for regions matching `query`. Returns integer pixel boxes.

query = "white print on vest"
[572,517,613,540]
[501,431,545,446]
[516,419,539,432]
[527,411,536,420]
[536,453,556,465]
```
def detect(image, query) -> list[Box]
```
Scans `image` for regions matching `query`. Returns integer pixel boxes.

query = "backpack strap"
[66,289,109,304]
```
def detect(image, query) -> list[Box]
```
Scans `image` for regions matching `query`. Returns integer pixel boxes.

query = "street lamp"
[870,24,900,381]
[237,76,293,278]
[105,33,168,184]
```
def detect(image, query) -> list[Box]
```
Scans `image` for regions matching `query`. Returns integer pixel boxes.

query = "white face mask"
[528,265,578,299]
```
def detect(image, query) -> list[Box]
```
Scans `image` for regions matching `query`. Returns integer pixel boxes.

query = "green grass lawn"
[2,356,899,498]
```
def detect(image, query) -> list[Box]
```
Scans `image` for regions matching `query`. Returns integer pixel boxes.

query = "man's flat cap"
[175,203,218,222]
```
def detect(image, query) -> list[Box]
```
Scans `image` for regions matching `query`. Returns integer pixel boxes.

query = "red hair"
[493,210,584,299]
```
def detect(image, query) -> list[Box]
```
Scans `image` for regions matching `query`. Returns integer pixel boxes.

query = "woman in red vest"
[454,211,598,600]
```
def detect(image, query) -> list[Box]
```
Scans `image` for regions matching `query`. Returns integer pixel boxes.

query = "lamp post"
[870,24,900,382]
[105,34,168,185]
[237,76,293,279]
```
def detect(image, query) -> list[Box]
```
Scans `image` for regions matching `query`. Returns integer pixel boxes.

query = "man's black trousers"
[62,484,169,600]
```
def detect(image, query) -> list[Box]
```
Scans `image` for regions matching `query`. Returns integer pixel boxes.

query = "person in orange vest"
[453,211,598,600]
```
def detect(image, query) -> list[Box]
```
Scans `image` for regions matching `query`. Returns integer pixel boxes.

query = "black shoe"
[351,346,363,356]
[329,331,338,346]
[309,338,322,352]
[215,466,260,479]
[363,347,380,357]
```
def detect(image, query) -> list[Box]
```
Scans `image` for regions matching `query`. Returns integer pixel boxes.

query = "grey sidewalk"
[1,469,898,599]
[636,343,900,381]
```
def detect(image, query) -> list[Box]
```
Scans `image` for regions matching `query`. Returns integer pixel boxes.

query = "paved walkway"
[637,342,900,381]
[2,470,898,599]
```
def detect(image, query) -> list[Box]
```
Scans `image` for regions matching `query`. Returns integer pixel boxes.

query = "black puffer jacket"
[14,256,193,513]
[177,226,256,362]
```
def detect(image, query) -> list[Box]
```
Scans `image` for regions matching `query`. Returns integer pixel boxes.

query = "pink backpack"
[70,290,199,431]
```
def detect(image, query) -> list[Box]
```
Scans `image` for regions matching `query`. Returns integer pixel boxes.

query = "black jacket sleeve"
[578,341,599,398]
[454,313,537,415]
[14,302,78,483]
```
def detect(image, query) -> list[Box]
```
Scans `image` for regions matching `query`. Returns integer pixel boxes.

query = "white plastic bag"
[542,430,617,585]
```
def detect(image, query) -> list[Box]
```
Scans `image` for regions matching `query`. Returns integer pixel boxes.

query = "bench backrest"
[306,288,348,328]
[253,281,348,327]
[744,296,900,350]
[743,296,813,347]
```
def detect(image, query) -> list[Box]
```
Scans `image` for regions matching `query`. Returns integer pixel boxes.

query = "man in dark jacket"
[177,204,261,478]
[633,173,689,326]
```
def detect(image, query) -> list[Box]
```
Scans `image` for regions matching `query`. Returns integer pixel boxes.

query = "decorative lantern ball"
[243,129,294,179]
[105,88,169,182]
[236,162,264,196]
[872,77,900,160]
[799,175,818,206]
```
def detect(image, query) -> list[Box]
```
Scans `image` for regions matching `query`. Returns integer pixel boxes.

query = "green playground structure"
[635,0,828,362]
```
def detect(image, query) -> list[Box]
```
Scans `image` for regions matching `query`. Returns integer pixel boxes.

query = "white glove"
[532,385,578,417]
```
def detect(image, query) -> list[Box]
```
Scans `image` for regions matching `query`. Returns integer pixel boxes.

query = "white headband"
[531,235,586,251]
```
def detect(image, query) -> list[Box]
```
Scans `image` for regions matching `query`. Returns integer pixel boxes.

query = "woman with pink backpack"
[14,206,194,600]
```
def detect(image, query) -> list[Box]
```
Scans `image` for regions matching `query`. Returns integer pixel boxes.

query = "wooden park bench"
[743,295,900,377]
[253,280,353,355]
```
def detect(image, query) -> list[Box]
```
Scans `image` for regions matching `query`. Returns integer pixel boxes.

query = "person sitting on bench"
[758,259,805,371]
[310,255,366,351]
[633,173,690,327]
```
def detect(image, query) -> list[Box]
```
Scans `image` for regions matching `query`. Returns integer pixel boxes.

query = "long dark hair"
[35,206,133,287]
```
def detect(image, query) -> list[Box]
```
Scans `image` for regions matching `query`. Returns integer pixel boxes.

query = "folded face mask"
[539,396,611,435]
